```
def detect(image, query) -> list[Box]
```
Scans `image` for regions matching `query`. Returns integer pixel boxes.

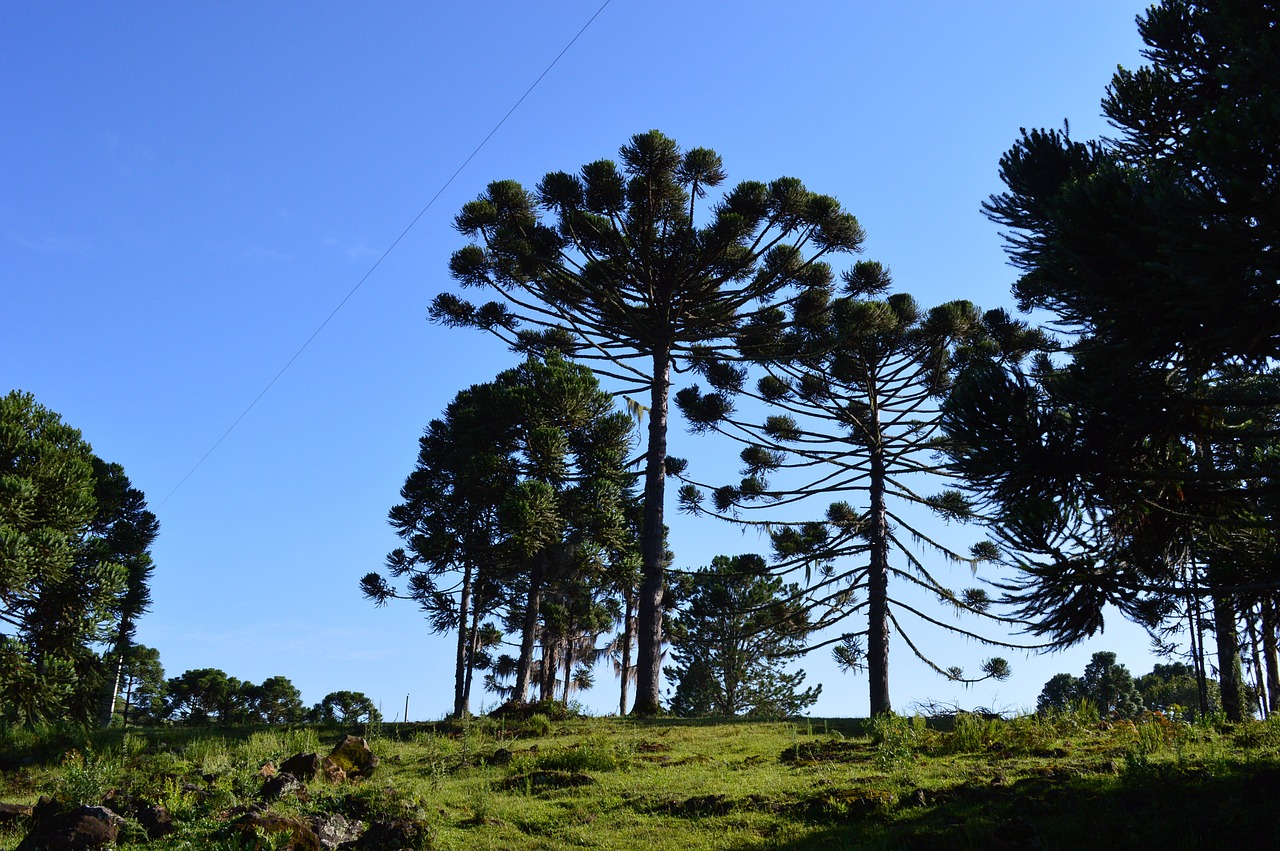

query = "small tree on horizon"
[665,554,821,718]
[1036,651,1151,720]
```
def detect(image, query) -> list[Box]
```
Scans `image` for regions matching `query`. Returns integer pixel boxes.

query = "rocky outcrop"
[327,736,379,779]
[15,798,125,851]
[312,812,365,849]
[281,752,323,781]
[262,771,310,802]
[231,811,322,851]
[136,804,175,840]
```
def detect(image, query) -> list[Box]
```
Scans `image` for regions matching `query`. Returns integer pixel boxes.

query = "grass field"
[2,706,1278,849]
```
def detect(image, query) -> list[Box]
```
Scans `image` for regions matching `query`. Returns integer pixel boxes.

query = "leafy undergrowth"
[1,709,1278,850]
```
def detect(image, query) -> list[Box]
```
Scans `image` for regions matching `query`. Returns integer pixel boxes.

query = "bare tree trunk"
[122,673,133,729]
[1264,597,1280,714]
[451,564,474,718]
[102,646,125,728]
[619,589,634,716]
[634,347,671,715]
[514,561,545,705]
[563,643,573,704]
[101,614,135,727]
[539,634,559,702]
[1192,594,1210,716]
[462,593,483,714]
[868,442,892,716]
[1212,590,1247,722]
[1247,606,1267,718]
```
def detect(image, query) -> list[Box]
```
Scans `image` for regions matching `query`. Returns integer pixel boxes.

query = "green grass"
[0,711,1278,849]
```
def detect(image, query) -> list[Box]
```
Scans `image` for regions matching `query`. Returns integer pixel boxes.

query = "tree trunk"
[101,615,134,727]
[451,564,474,718]
[619,588,634,716]
[102,646,125,727]
[1212,591,1247,721]
[563,643,573,704]
[868,442,892,716]
[723,636,739,716]
[122,673,133,729]
[514,561,545,704]
[633,346,672,715]
[1191,591,1210,716]
[539,634,558,701]
[1247,606,1267,718]
[462,593,482,714]
[1264,597,1280,714]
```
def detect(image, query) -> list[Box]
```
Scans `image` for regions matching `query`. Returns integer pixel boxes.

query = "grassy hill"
[1,707,1278,849]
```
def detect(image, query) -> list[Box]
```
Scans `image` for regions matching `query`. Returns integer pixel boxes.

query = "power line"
[158,0,614,508]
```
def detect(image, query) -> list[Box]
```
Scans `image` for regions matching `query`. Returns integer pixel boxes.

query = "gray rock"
[313,812,366,849]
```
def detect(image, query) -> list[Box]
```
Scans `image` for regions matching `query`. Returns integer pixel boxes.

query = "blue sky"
[3,1,1161,719]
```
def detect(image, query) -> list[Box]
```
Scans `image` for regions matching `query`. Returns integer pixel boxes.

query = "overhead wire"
[158,0,615,508]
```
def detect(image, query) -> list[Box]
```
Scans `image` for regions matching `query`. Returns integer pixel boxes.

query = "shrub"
[870,714,931,770]
[56,750,119,806]
[535,735,630,773]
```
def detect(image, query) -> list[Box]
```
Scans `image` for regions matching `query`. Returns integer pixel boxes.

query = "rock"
[355,816,431,850]
[16,801,125,851]
[221,801,267,821]
[232,811,322,851]
[492,748,513,765]
[100,789,133,813]
[321,757,347,784]
[281,752,323,781]
[503,770,597,792]
[327,736,379,779]
[262,772,310,802]
[991,816,1041,850]
[180,781,208,802]
[0,803,33,824]
[136,804,175,839]
[312,812,366,850]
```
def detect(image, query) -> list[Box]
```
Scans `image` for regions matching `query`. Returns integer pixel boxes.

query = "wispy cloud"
[3,229,89,254]
[240,246,293,263]
[320,231,379,261]
[345,243,379,261]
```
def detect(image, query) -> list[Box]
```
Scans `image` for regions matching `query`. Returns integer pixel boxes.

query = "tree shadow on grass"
[728,757,1280,850]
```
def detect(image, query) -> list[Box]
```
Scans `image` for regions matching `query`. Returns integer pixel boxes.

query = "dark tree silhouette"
[676,276,1030,714]
[948,0,1280,721]
[431,130,864,713]
[366,353,636,715]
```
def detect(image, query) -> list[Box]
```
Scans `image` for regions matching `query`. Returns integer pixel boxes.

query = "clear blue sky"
[3,1,1160,719]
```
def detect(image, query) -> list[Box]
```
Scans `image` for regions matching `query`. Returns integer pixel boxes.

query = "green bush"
[55,749,119,806]
[870,714,931,770]
[525,713,553,737]
[535,735,630,773]
[940,712,1002,754]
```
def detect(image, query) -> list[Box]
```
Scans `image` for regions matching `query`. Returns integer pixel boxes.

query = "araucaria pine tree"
[676,268,1034,714]
[365,353,637,715]
[665,553,820,717]
[432,130,865,713]
[947,0,1280,721]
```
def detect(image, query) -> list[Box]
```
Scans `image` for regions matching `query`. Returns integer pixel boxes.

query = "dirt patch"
[503,770,597,792]
[779,738,870,765]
